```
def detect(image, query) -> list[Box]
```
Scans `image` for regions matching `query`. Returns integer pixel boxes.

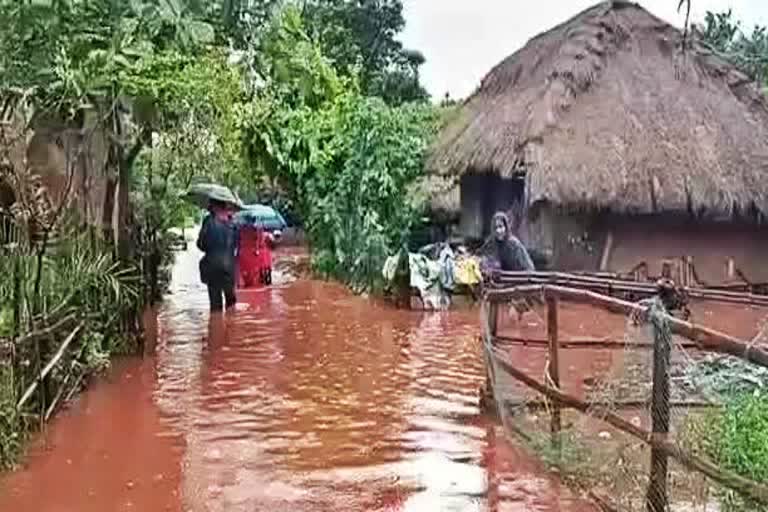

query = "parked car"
[233,204,288,243]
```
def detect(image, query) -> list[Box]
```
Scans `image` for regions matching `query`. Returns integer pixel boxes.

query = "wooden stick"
[487,285,768,369]
[64,371,86,403]
[492,271,768,306]
[546,292,562,452]
[14,314,79,346]
[494,271,768,299]
[489,302,499,337]
[599,232,614,271]
[45,364,75,421]
[588,490,622,512]
[497,277,768,307]
[490,346,768,503]
[480,302,499,415]
[503,398,716,410]
[493,335,702,350]
[17,323,84,410]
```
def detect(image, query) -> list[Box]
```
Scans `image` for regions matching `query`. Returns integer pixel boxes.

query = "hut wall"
[605,218,768,285]
[540,211,768,284]
[522,206,555,260]
[26,112,111,228]
[534,209,603,271]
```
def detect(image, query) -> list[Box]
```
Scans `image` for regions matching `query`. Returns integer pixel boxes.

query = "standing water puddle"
[0,247,596,512]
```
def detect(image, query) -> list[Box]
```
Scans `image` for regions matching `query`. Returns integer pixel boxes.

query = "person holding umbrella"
[197,199,239,311]
[186,184,242,312]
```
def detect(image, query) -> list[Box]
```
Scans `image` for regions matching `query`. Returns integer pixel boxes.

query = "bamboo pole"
[486,285,768,369]
[489,346,768,503]
[546,293,561,452]
[17,323,84,411]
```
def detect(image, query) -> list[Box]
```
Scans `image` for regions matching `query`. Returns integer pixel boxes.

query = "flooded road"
[0,247,597,512]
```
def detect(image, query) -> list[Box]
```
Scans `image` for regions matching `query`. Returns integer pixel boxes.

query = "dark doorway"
[459,172,526,241]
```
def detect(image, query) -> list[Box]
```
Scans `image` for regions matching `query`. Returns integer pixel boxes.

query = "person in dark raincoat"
[197,199,239,312]
[480,211,535,275]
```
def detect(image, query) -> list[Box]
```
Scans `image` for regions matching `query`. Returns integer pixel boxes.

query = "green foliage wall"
[242,5,439,291]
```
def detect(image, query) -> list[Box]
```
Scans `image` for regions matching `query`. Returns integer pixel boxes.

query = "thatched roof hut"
[426,0,768,219]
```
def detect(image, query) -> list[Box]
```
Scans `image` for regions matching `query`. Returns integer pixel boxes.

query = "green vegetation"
[686,393,768,511]
[698,9,768,87]
[681,354,768,511]
[0,227,141,468]
[683,5,768,509]
[301,0,429,104]
[242,6,438,291]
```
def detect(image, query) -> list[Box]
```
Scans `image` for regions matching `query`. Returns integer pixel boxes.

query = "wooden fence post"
[646,301,671,512]
[480,301,500,414]
[491,302,499,334]
[546,292,562,452]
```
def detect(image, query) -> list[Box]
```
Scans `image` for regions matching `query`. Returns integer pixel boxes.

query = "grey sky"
[400,0,768,100]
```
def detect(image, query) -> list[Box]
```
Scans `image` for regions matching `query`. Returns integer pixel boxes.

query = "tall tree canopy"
[301,0,429,104]
[698,9,768,85]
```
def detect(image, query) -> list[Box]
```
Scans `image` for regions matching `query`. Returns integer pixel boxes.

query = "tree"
[698,10,768,84]
[0,0,265,260]
[301,0,429,104]
[201,0,279,47]
[679,0,692,43]
[241,5,438,290]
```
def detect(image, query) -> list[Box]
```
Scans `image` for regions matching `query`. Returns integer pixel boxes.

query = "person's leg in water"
[208,275,225,312]
[223,272,237,310]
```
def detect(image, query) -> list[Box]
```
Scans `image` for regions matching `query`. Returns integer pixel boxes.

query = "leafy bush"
[684,354,768,398]
[303,95,437,291]
[0,229,141,468]
[700,392,768,511]
[243,5,439,291]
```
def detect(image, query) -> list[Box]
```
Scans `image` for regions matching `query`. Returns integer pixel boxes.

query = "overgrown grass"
[0,228,145,469]
[708,393,768,511]
[683,393,768,512]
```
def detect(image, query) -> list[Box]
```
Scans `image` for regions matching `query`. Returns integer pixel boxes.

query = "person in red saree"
[237,222,274,288]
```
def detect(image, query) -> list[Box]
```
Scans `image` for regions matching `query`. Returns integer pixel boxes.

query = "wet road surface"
[0,247,598,512]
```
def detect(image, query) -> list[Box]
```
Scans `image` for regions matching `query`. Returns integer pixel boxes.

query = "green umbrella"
[184,183,243,210]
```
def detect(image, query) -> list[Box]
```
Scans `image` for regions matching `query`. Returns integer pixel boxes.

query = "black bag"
[199,257,210,285]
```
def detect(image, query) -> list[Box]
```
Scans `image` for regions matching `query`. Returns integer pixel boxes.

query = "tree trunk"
[116,157,131,263]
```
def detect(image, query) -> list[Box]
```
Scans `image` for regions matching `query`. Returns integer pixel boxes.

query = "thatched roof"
[426,1,768,218]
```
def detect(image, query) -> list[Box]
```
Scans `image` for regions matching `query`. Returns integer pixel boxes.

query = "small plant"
[699,392,768,511]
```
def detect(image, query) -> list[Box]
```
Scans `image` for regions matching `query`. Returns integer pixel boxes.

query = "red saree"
[237,225,273,288]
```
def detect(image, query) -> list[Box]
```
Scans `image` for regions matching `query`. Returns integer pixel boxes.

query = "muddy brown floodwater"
[0,246,600,512]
